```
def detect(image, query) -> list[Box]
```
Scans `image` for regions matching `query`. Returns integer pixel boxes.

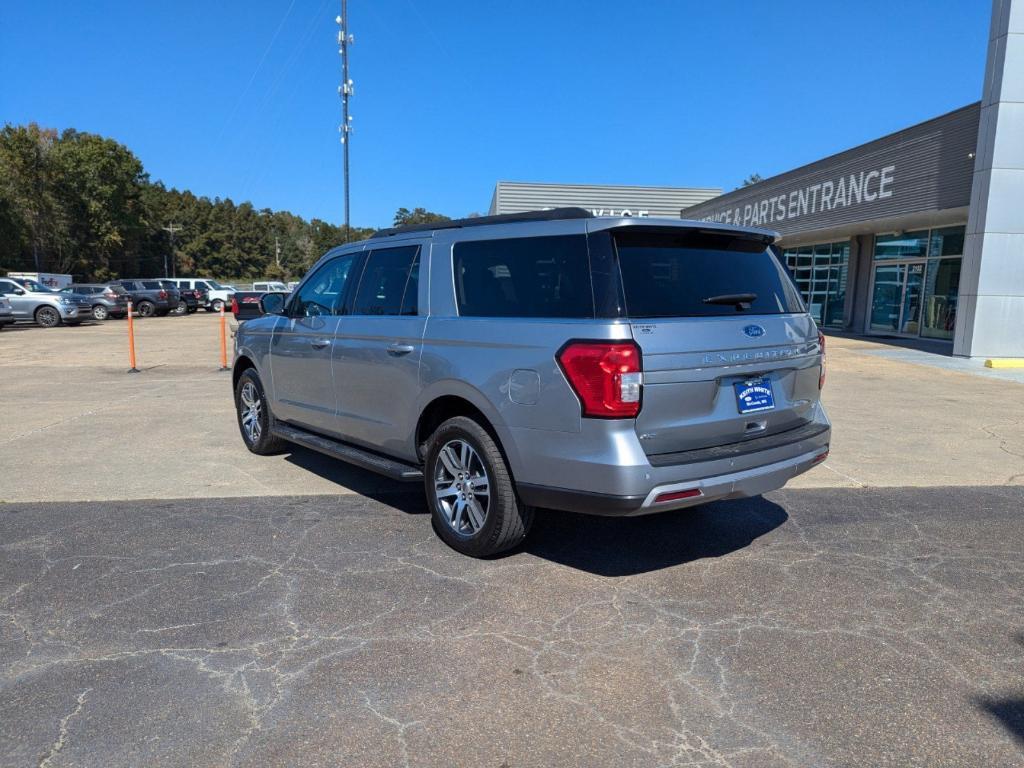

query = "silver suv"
[0,276,90,327]
[233,209,830,556]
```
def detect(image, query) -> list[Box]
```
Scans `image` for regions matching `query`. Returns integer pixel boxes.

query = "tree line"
[0,123,450,282]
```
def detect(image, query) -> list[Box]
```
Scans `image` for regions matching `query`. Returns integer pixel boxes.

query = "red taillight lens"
[818,331,826,389]
[557,341,642,418]
[231,297,239,315]
[158,290,167,299]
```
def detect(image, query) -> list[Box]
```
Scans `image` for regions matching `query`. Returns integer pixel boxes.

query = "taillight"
[231,297,239,315]
[557,341,642,418]
[103,290,117,299]
[158,290,168,299]
[818,331,826,389]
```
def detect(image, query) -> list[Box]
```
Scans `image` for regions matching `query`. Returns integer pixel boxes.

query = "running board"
[271,423,424,481]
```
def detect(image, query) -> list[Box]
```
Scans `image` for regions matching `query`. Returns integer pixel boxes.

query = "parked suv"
[115,279,179,317]
[232,209,831,556]
[0,276,90,327]
[171,278,234,312]
[62,283,130,320]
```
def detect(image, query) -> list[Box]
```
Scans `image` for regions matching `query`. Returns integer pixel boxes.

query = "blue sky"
[1,1,988,228]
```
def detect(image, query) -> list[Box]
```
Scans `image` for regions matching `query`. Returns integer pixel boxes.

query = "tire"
[34,306,61,328]
[92,304,109,321]
[173,300,188,315]
[136,300,156,318]
[234,369,286,455]
[211,299,225,313]
[424,416,533,557]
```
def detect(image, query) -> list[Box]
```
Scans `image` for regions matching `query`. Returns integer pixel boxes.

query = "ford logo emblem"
[743,324,765,338]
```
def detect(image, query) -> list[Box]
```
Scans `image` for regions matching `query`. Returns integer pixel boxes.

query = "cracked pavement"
[2,487,1023,767]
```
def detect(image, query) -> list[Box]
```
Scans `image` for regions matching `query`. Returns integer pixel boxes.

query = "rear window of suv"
[453,235,593,318]
[613,229,804,318]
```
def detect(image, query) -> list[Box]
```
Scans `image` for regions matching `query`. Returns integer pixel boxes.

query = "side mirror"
[260,292,288,315]
[13,289,25,296]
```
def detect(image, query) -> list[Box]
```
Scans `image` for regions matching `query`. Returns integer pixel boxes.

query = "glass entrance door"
[869,261,926,335]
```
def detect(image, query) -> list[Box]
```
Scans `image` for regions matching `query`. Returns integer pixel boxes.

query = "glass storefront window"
[874,230,929,259]
[868,225,964,340]
[929,226,965,257]
[782,241,849,328]
[921,258,961,340]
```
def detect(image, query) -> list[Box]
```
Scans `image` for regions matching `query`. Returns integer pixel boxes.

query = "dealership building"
[490,1,1021,360]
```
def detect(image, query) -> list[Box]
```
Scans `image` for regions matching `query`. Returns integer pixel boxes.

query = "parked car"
[170,278,234,312]
[0,276,91,327]
[166,281,203,315]
[230,291,270,322]
[251,281,289,293]
[0,295,14,330]
[114,279,179,317]
[232,209,831,557]
[61,283,130,320]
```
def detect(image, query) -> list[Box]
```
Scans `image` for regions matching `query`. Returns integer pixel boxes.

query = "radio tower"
[336,3,354,240]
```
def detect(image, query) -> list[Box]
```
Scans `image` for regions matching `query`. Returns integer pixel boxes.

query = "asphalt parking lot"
[2,314,1023,766]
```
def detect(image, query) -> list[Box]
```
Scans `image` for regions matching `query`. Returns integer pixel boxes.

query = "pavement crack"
[38,687,91,768]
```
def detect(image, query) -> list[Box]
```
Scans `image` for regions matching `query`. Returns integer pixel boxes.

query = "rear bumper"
[517,443,829,516]
[510,403,831,516]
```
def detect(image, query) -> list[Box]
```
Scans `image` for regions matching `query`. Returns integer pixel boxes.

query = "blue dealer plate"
[733,378,775,414]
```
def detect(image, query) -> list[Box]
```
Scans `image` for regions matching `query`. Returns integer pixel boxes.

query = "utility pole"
[336,3,354,241]
[162,223,182,278]
[275,236,281,268]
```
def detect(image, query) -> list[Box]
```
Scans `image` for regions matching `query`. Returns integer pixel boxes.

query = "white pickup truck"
[171,278,236,312]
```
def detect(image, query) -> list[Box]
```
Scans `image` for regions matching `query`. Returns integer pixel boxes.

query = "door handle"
[386,343,415,356]
[310,338,331,349]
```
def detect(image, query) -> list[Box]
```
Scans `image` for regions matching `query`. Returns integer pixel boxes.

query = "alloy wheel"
[433,439,490,536]
[93,305,109,321]
[239,381,263,443]
[36,307,59,327]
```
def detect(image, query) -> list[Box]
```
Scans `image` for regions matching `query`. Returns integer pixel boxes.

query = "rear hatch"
[611,226,823,460]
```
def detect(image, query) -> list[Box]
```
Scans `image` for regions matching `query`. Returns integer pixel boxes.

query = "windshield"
[15,278,53,292]
[613,229,805,318]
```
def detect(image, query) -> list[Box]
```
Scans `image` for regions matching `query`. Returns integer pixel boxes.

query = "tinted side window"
[352,246,420,316]
[291,255,356,317]
[142,281,162,289]
[0,280,18,294]
[453,235,593,318]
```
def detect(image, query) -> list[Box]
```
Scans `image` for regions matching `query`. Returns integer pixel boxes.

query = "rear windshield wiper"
[702,292,757,310]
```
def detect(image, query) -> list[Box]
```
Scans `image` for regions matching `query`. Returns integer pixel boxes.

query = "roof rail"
[369,207,593,238]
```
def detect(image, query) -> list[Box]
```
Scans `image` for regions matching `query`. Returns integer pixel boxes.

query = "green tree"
[739,173,764,188]
[393,207,450,228]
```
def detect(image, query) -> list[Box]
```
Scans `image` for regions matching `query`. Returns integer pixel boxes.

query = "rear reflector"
[654,488,702,504]
[812,449,829,463]
[230,297,239,315]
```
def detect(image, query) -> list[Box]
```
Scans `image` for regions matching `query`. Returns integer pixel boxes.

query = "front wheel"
[234,369,286,455]
[211,299,225,313]
[35,306,61,328]
[173,300,188,315]
[424,416,533,557]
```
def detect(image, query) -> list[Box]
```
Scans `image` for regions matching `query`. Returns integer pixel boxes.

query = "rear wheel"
[136,300,155,318]
[92,304,109,321]
[234,369,286,455]
[35,306,61,328]
[424,416,533,557]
